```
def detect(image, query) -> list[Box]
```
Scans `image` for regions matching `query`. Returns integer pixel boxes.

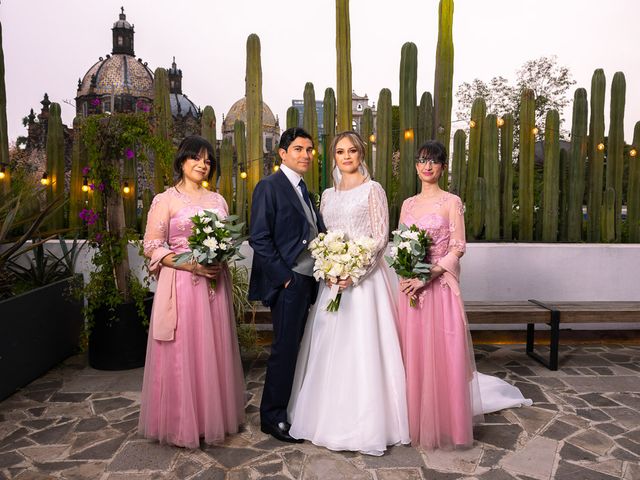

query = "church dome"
[222,97,277,132]
[76,55,154,99]
[170,93,198,118]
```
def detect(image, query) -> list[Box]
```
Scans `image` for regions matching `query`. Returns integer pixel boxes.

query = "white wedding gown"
[288,181,410,455]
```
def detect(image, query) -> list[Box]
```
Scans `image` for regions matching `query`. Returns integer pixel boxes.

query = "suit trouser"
[260,272,316,426]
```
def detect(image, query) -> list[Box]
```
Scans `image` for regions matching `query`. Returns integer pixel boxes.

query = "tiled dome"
[222,97,277,132]
[76,55,154,99]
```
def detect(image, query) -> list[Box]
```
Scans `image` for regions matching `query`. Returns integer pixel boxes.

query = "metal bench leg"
[527,299,560,371]
[526,323,535,353]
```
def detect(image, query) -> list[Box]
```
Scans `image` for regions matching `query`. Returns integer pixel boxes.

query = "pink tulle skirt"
[138,268,245,448]
[396,276,483,450]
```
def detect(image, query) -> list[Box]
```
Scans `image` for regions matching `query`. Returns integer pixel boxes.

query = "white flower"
[390,246,398,258]
[203,237,219,251]
[401,230,419,241]
[398,241,412,251]
[202,226,213,234]
[200,216,212,224]
[215,221,225,228]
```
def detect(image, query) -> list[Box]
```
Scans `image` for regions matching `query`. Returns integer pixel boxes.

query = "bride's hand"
[400,278,426,297]
[336,277,353,291]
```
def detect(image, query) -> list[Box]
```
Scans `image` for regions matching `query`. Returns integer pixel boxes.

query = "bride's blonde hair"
[329,131,371,188]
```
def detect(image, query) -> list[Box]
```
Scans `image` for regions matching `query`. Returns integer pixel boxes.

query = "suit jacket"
[248,169,326,305]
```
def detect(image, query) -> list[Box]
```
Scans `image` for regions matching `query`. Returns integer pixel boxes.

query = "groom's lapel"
[274,170,308,221]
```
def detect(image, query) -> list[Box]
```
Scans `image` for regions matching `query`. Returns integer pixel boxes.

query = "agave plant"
[228,262,259,354]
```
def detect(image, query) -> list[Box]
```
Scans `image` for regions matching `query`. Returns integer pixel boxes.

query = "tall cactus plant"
[234,120,247,226]
[433,0,454,173]
[558,147,569,241]
[601,187,616,243]
[336,0,352,132]
[606,72,626,242]
[399,42,418,207]
[567,89,588,242]
[0,21,9,195]
[482,114,500,240]
[465,97,486,231]
[470,177,486,239]
[141,189,153,234]
[451,129,466,199]
[500,113,514,240]
[219,138,234,210]
[518,88,535,241]
[153,67,172,194]
[123,149,137,229]
[246,33,263,223]
[376,88,392,197]
[362,107,374,169]
[587,69,606,241]
[417,92,434,148]
[628,122,640,242]
[201,105,217,190]
[303,82,319,192]
[323,88,336,189]
[541,109,560,241]
[46,102,65,229]
[69,116,87,231]
[286,106,299,130]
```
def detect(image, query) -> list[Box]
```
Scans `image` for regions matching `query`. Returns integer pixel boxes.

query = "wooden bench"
[465,300,640,371]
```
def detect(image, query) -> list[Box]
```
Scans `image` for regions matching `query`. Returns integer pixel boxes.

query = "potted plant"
[80,112,173,370]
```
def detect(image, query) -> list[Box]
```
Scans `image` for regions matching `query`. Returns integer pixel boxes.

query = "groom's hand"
[284,278,292,289]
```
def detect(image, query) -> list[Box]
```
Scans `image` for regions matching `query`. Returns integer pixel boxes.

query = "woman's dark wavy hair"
[173,135,215,182]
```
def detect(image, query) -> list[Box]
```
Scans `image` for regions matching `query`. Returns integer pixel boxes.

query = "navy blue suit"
[249,169,325,426]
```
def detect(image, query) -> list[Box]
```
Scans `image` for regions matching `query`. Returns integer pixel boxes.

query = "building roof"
[222,97,277,132]
[76,54,154,99]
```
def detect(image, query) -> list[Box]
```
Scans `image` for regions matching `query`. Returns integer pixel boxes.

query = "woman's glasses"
[415,156,444,166]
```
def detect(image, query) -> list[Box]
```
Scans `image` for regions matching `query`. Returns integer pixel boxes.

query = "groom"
[249,127,326,443]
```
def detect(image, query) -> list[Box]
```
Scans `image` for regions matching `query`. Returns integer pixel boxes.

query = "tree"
[456,56,576,146]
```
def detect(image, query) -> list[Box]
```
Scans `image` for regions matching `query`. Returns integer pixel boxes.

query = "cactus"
[518,88,535,241]
[323,88,336,189]
[219,138,234,210]
[286,106,299,130]
[500,113,514,240]
[246,33,263,223]
[482,114,500,240]
[451,129,466,199]
[123,149,137,229]
[234,120,247,227]
[433,0,454,171]
[336,0,352,132]
[417,92,434,148]
[567,89,588,242]
[470,177,486,239]
[606,72,626,242]
[627,122,640,242]
[201,105,217,191]
[601,187,616,242]
[153,67,172,194]
[465,97,486,231]
[399,42,418,207]
[558,147,569,241]
[376,88,392,197]
[541,110,560,241]
[303,82,319,192]
[362,107,374,169]
[46,102,65,229]
[140,188,153,234]
[0,21,9,195]
[587,69,606,241]
[69,116,87,231]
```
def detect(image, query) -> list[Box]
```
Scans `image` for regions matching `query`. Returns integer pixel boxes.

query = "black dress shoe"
[260,421,304,443]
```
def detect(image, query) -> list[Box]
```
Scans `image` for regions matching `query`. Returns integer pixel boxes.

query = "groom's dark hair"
[279,127,314,152]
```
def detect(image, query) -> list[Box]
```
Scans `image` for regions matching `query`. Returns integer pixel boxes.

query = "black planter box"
[88,295,152,371]
[0,276,83,401]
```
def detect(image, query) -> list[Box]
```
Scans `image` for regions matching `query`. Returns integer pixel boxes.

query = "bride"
[287,131,410,455]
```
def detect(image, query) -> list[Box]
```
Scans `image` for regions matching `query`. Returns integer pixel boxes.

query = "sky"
[2,0,639,144]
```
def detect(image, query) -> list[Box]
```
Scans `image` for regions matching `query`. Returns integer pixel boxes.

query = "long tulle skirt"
[138,268,245,448]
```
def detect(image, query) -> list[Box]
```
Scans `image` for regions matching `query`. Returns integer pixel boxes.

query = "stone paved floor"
[1,344,640,479]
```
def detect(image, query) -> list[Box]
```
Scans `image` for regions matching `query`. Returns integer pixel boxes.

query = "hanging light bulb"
[369,134,376,143]
[40,172,50,186]
[82,176,89,192]
[273,164,280,172]
[0,165,6,180]
[122,181,131,194]
[532,127,539,135]
[597,143,605,151]
[240,165,248,179]
[469,120,476,129]
[630,148,638,158]
[312,148,317,157]
[404,128,414,140]
[201,180,209,188]
[497,117,505,127]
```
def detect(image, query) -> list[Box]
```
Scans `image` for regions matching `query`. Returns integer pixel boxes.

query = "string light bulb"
[240,166,248,179]
[497,117,505,127]
[122,182,131,194]
[312,148,317,157]
[201,180,209,188]
[404,128,414,140]
[0,165,5,180]
[81,177,89,192]
[273,164,280,172]
[532,127,539,135]
[369,134,376,143]
[469,120,476,129]
[630,148,638,158]
[597,143,605,151]
[40,172,50,186]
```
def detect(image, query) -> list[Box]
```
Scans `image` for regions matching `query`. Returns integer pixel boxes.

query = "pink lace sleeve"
[212,193,229,218]
[448,195,466,256]
[399,197,412,228]
[143,193,171,259]
[354,182,389,285]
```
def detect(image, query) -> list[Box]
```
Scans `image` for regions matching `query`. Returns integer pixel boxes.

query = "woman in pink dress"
[138,135,245,448]
[396,140,484,450]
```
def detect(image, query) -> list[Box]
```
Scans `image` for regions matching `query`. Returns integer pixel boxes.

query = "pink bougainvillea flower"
[89,183,95,191]
[98,183,105,192]
[79,208,99,226]
[95,233,103,244]
[82,166,90,176]
[91,98,101,107]
[125,148,134,159]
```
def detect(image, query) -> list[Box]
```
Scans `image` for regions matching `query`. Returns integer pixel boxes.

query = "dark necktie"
[298,178,313,210]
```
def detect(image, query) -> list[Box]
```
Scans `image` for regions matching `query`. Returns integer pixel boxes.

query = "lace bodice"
[399,192,466,262]
[320,181,388,282]
[143,187,230,259]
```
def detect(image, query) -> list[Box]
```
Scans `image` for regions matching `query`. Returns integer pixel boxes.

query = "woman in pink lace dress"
[138,135,245,448]
[396,141,484,450]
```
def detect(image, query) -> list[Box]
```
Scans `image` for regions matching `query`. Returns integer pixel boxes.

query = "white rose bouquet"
[173,209,245,289]
[309,230,377,312]
[385,223,432,307]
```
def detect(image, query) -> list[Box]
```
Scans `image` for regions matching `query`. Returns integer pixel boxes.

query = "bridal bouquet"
[385,223,432,307]
[309,230,377,312]
[173,209,245,289]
